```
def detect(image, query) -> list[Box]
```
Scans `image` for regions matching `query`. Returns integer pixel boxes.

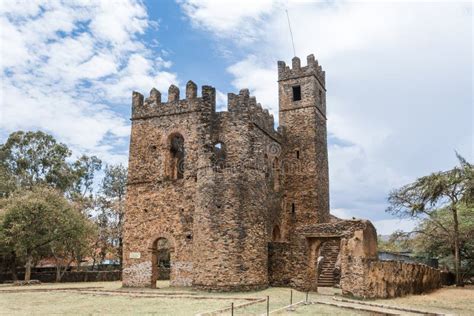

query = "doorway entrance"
[151,237,171,288]
[307,237,341,291]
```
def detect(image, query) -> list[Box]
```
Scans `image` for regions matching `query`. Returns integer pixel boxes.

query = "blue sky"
[0,0,472,235]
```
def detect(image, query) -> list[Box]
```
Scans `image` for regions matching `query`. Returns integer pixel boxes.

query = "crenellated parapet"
[131,80,216,120]
[226,88,281,142]
[277,54,325,88]
[131,80,281,141]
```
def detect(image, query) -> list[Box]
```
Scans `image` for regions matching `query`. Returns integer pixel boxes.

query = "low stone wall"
[0,271,121,283]
[338,223,441,299]
[364,261,441,298]
[341,259,441,299]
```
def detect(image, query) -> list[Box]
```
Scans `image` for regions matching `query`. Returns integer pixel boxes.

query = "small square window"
[292,86,301,101]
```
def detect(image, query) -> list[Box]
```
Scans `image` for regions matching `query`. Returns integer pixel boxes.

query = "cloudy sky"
[0,0,472,235]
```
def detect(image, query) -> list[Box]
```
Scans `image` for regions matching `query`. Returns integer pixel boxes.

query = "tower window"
[296,150,300,159]
[291,203,296,214]
[169,133,184,179]
[292,86,301,101]
[319,89,323,105]
[211,142,226,169]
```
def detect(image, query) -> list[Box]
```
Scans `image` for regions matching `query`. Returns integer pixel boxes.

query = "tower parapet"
[278,54,325,88]
[226,89,281,142]
[131,83,216,120]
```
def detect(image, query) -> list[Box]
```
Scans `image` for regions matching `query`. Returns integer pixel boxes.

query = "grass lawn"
[372,285,474,316]
[0,281,472,315]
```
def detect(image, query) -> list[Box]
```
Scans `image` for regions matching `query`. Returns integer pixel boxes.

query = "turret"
[278,54,330,230]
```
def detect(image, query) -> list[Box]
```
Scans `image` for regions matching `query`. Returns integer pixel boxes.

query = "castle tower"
[192,89,270,291]
[278,54,330,231]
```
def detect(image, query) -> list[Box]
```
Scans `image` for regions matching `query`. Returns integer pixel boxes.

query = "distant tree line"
[381,153,473,286]
[0,131,127,282]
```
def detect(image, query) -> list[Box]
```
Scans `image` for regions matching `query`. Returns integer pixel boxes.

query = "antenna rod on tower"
[285,9,296,57]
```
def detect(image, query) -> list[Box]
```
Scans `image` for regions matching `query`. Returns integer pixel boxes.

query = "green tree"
[100,164,127,267]
[49,209,96,281]
[387,153,473,285]
[0,131,102,199]
[0,131,73,194]
[1,187,93,281]
[412,204,474,280]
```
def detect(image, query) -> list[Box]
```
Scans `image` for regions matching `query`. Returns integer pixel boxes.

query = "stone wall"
[365,260,441,298]
[341,258,441,299]
[339,222,441,299]
[268,242,292,286]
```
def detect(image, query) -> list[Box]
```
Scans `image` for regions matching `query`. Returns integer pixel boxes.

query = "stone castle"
[122,54,441,297]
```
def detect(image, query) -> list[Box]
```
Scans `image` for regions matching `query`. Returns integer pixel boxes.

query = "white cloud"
[227,56,278,114]
[179,0,473,223]
[0,0,178,164]
[178,0,277,42]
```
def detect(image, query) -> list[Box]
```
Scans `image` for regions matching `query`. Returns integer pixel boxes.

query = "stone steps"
[317,240,340,287]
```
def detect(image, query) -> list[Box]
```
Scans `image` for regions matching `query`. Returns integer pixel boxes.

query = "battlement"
[226,89,281,140]
[277,54,325,87]
[132,80,281,140]
[131,80,215,119]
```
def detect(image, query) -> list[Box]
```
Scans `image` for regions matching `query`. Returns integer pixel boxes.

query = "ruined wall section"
[123,82,214,287]
[268,219,377,290]
[193,89,281,291]
[339,222,441,299]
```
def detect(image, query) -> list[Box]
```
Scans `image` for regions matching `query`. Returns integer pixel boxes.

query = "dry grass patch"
[1,282,472,315]
[370,286,474,315]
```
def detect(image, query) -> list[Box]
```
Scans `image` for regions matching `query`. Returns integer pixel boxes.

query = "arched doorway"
[306,237,341,291]
[151,237,171,288]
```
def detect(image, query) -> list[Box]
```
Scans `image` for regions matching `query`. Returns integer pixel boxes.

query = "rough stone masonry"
[122,54,441,297]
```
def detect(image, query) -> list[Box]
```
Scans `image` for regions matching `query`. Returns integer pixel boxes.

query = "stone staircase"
[317,239,340,287]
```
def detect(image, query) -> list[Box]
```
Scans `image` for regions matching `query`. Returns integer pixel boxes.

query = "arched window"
[272,225,281,242]
[168,133,184,179]
[211,142,226,169]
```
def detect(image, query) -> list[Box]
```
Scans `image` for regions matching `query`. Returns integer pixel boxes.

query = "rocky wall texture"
[339,224,441,299]
[268,242,292,286]
[341,259,441,299]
